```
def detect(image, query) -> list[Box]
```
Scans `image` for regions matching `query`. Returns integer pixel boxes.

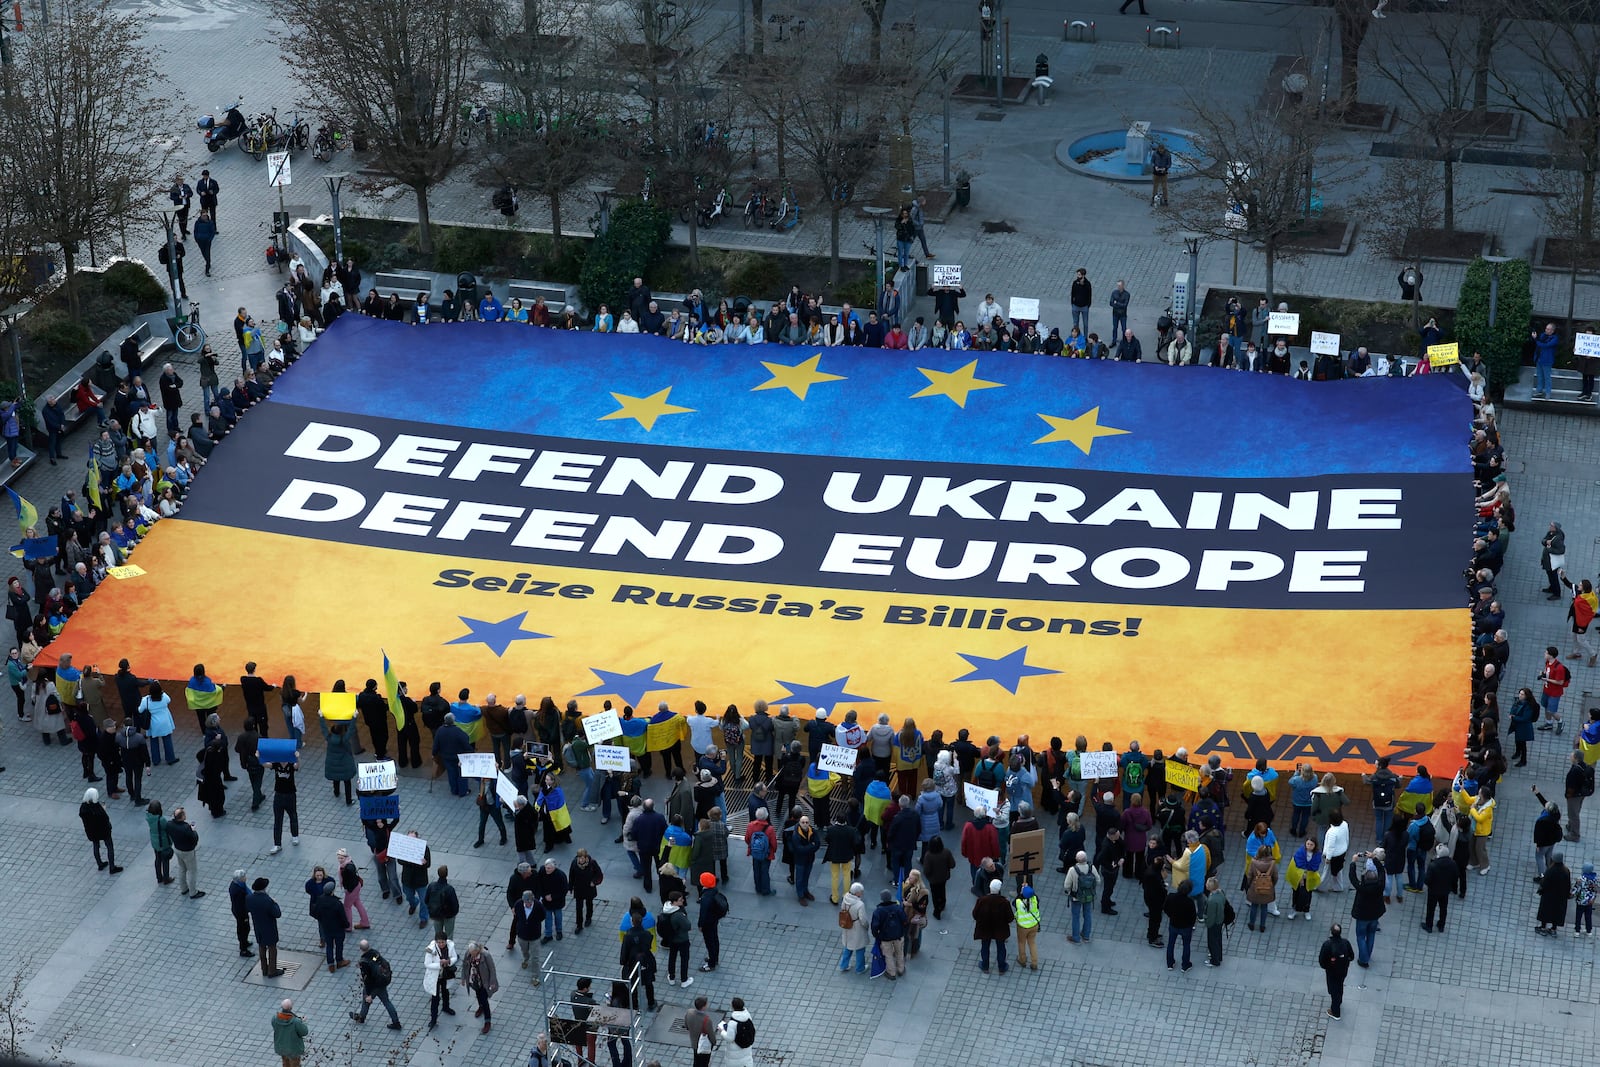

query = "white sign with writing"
[1576,332,1600,358]
[356,760,397,793]
[1008,297,1040,322]
[930,264,962,288]
[496,771,520,810]
[964,782,1000,812]
[386,834,427,865]
[1309,331,1341,356]
[594,744,631,772]
[1267,311,1300,335]
[818,743,858,775]
[457,752,498,779]
[1078,750,1118,780]
[267,151,292,187]
[583,708,622,745]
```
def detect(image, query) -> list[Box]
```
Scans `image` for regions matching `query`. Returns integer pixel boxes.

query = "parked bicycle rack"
[1146,24,1180,47]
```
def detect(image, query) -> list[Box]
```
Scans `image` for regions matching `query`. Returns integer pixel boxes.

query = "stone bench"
[43,318,167,434]
[506,279,574,311]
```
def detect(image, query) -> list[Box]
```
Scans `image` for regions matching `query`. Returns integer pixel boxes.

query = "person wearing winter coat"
[423,935,458,1028]
[79,787,121,873]
[970,879,1013,974]
[310,881,350,971]
[1349,858,1386,966]
[248,878,284,977]
[837,883,870,972]
[568,849,604,933]
[1321,812,1351,892]
[460,942,499,1034]
[319,716,357,804]
[1244,847,1278,930]
[714,998,757,1067]
[1536,852,1572,934]
[1310,774,1347,832]
[1422,844,1458,932]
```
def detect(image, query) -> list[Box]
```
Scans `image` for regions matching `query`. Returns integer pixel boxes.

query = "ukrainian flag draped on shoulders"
[55,660,82,706]
[1581,719,1600,767]
[451,699,484,742]
[807,760,835,799]
[619,714,648,756]
[645,708,684,752]
[186,673,223,712]
[863,779,892,824]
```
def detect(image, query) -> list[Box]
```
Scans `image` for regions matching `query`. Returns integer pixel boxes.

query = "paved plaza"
[1,0,1598,1064]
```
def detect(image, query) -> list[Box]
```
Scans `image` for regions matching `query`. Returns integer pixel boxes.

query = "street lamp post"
[1483,255,1510,329]
[1181,234,1201,337]
[325,173,348,264]
[938,67,952,189]
[159,210,181,319]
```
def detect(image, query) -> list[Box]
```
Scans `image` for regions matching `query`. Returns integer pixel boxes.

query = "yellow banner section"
[45,520,1466,773]
[319,691,357,720]
[1426,342,1460,368]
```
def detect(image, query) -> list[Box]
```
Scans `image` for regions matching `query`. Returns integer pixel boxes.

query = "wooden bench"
[41,318,167,434]
[373,271,434,299]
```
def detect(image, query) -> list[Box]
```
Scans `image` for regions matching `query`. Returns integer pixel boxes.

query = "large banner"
[46,317,1469,770]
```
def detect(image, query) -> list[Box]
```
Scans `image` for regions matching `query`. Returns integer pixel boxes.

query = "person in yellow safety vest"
[1013,885,1041,970]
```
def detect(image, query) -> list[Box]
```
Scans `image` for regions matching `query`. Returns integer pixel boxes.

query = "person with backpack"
[715,997,757,1067]
[1362,757,1401,845]
[1565,748,1594,842]
[745,806,777,895]
[349,939,402,1029]
[1119,741,1150,809]
[1539,645,1572,736]
[973,745,1006,793]
[657,890,694,987]
[695,873,727,972]
[1405,810,1437,892]
[870,887,910,978]
[1561,570,1600,667]
[1063,849,1097,943]
[837,882,869,973]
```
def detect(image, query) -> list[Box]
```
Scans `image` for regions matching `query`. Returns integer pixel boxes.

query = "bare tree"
[0,0,171,319]
[1325,0,1374,115]
[477,0,617,249]
[787,6,892,284]
[878,24,961,193]
[860,0,890,61]
[1526,164,1598,334]
[271,0,483,253]
[1492,0,1600,242]
[1159,92,1356,305]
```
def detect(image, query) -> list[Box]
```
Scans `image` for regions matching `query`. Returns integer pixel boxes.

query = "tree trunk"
[776,100,788,185]
[1442,155,1455,233]
[550,189,564,251]
[62,246,80,322]
[752,0,765,54]
[1261,238,1276,309]
[1472,15,1494,111]
[687,207,700,273]
[862,0,884,62]
[414,185,434,254]
[1582,160,1597,242]
[829,203,843,286]
[1336,4,1370,113]
[522,0,539,32]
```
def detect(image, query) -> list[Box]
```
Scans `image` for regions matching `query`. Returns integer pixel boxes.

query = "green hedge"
[579,200,672,315]
[1456,257,1532,393]
[100,260,169,312]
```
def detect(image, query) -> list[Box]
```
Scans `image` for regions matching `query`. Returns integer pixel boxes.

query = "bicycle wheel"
[175,323,204,354]
[744,199,758,227]
[313,134,329,162]
[295,124,309,151]
[678,204,691,224]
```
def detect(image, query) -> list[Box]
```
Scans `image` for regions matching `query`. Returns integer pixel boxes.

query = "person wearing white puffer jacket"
[1322,812,1351,892]
[715,997,757,1067]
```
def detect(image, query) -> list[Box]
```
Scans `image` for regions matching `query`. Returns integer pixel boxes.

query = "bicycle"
[743,183,774,227]
[312,121,344,161]
[172,301,205,354]
[640,169,654,203]
[284,111,310,153]
[770,181,797,229]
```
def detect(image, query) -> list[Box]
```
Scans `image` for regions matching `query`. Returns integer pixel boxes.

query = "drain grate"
[976,111,1006,122]
[243,951,322,991]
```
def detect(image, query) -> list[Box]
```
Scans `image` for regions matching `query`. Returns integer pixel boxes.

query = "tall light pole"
[325,173,348,264]
[1483,254,1510,329]
[1181,233,1201,338]
[938,67,952,188]
[159,210,181,318]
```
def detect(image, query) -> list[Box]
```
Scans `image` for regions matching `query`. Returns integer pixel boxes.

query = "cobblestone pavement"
[4,1,1599,1065]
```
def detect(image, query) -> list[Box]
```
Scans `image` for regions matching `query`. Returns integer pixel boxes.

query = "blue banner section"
[269,317,1469,478]
[358,794,400,820]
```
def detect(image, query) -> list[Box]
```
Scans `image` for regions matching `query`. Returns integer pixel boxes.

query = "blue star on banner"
[770,676,879,713]
[442,612,552,657]
[951,646,1061,694]
[576,663,689,708]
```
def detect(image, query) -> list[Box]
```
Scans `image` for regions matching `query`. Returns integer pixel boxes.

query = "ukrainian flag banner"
[5,487,37,558]
[806,762,835,799]
[186,674,223,712]
[381,649,404,731]
[38,318,1471,772]
[619,716,648,757]
[644,708,685,753]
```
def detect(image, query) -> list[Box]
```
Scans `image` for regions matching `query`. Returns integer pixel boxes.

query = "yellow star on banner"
[599,387,695,431]
[910,359,1004,408]
[1033,407,1130,454]
[751,353,847,400]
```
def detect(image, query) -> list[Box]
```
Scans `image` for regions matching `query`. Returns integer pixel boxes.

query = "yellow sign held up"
[106,565,146,579]
[1166,761,1201,793]
[1426,342,1460,369]
[320,691,357,720]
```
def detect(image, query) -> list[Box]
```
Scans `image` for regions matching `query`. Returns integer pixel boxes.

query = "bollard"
[1148,24,1179,47]
[1065,18,1096,42]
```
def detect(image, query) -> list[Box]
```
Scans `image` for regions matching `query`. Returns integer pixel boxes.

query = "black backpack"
[1370,776,1396,808]
[368,952,392,986]
[1223,898,1237,927]
[1416,819,1437,852]
[734,1017,756,1049]
[976,760,1001,789]
[1583,762,1597,798]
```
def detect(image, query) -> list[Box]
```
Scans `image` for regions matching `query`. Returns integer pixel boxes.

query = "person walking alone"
[1318,923,1356,1019]
[78,787,122,873]
[272,1000,307,1067]
[349,939,402,1029]
[461,941,499,1034]
[193,211,217,277]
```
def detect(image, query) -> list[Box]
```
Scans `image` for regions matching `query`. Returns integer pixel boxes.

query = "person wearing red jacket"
[961,806,1000,885]
[884,324,909,349]
[1540,646,1571,736]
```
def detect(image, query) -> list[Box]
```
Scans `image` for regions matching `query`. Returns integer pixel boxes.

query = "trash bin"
[1035,53,1050,77]
[955,177,971,209]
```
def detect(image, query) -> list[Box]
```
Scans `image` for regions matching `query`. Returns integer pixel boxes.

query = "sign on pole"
[267,151,292,187]
[594,744,631,772]
[1309,331,1341,356]
[818,743,858,775]
[386,834,427,865]
[1426,341,1460,369]
[930,264,962,288]
[1267,311,1300,336]
[582,708,622,745]
[1224,208,1247,231]
[1078,750,1117,780]
[964,782,1000,812]
[357,760,397,793]
[1008,828,1046,880]
[457,752,498,779]
[1576,333,1600,359]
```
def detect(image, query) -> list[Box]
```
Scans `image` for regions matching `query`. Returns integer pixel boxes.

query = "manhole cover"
[242,951,324,992]
[976,111,1006,122]
[1090,64,1123,75]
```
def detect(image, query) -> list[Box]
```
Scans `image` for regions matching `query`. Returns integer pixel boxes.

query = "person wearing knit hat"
[697,870,729,972]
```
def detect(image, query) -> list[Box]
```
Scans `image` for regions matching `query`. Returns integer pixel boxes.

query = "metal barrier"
[1146,24,1180,47]
[1064,18,1096,42]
